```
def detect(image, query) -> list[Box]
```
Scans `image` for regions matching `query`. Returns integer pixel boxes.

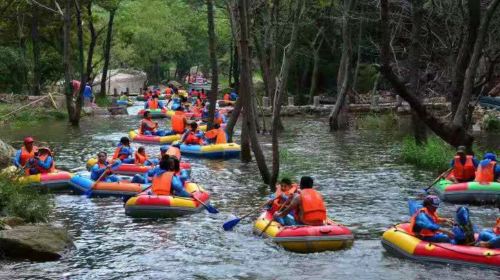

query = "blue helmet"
[424,195,441,208]
[483,152,497,161]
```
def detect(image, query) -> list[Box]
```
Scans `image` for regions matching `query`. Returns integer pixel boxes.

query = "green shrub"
[0,175,53,223]
[401,136,455,171]
[484,114,500,132]
[357,113,398,130]
[95,96,112,107]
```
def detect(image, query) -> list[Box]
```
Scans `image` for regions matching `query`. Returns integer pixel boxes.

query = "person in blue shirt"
[83,83,94,106]
[148,157,191,197]
[409,195,455,243]
[478,218,500,248]
[230,90,238,101]
[91,152,119,182]
[112,137,134,164]
[476,153,500,182]
[449,146,479,183]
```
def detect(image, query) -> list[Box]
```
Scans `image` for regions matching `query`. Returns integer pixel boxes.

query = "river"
[0,107,499,279]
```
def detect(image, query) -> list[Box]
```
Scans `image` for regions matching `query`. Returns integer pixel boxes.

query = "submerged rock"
[0,224,74,261]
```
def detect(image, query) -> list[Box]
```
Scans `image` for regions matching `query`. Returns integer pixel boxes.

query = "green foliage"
[401,136,455,171]
[0,104,67,127]
[357,112,398,130]
[0,46,28,94]
[0,175,53,223]
[95,95,112,107]
[483,114,500,132]
[354,64,378,94]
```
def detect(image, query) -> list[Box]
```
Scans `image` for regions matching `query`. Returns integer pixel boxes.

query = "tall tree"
[206,0,218,130]
[30,4,41,96]
[99,1,119,97]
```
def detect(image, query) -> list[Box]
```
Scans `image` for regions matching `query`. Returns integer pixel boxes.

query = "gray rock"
[0,216,25,227]
[0,224,74,261]
[0,139,15,169]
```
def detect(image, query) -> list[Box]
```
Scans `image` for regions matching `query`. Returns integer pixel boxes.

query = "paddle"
[259,199,290,237]
[190,181,218,214]
[223,200,270,231]
[423,167,453,193]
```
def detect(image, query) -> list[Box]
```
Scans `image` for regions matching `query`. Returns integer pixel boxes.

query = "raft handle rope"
[391,224,500,257]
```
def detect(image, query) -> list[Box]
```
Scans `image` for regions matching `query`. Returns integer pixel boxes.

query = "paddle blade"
[222,218,241,231]
[204,203,219,214]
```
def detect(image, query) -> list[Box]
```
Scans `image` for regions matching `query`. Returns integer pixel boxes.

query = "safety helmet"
[24,137,34,143]
[424,195,441,208]
[484,152,497,161]
[160,145,168,152]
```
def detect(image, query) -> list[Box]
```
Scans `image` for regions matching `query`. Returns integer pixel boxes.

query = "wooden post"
[263,96,270,107]
[287,96,294,106]
[313,96,320,107]
[126,87,129,94]
[113,88,117,95]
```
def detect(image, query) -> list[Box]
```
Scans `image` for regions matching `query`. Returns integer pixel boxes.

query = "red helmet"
[24,137,34,144]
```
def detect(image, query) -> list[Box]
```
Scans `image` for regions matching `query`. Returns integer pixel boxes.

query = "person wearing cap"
[475,153,500,183]
[478,218,500,248]
[273,176,327,226]
[112,137,134,164]
[29,147,56,175]
[91,152,119,182]
[13,137,39,170]
[448,146,479,183]
[409,195,455,243]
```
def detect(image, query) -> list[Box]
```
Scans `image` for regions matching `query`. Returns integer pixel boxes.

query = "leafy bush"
[0,175,53,223]
[95,96,112,107]
[483,114,500,132]
[0,46,28,94]
[401,136,455,171]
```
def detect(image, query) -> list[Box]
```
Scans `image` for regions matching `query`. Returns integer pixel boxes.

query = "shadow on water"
[0,113,499,279]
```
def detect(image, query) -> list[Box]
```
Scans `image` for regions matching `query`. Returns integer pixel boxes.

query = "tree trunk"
[308,27,324,104]
[85,1,97,85]
[450,0,480,115]
[237,0,270,183]
[72,0,85,126]
[100,9,116,97]
[31,5,41,96]
[63,0,75,120]
[270,0,304,189]
[352,19,362,93]
[207,0,219,130]
[329,0,355,130]
[409,0,427,145]
[226,98,242,142]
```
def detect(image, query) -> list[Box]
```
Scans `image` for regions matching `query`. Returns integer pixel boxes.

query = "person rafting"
[91,152,119,182]
[204,123,227,144]
[409,195,455,243]
[448,146,479,183]
[181,122,204,145]
[223,92,231,104]
[112,137,134,164]
[273,176,327,226]
[149,157,190,197]
[164,107,188,136]
[166,144,181,160]
[478,218,500,248]
[13,137,38,171]
[165,85,173,98]
[266,178,298,225]
[139,111,167,136]
[28,147,55,175]
[134,146,153,166]
[475,153,500,183]
[144,94,164,110]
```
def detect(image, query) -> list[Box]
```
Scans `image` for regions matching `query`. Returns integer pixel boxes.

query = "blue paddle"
[191,182,218,214]
[223,201,269,231]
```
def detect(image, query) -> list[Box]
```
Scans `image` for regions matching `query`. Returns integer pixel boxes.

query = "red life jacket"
[476,161,496,183]
[204,128,227,144]
[298,189,327,226]
[151,171,174,195]
[166,146,181,160]
[409,207,440,237]
[19,146,38,166]
[452,156,476,181]
[184,131,202,145]
[134,152,148,165]
[165,88,172,97]
[139,118,157,134]
[112,146,130,160]
[171,111,186,134]
[35,153,55,174]
[147,99,159,109]
[271,184,298,212]
[223,93,230,101]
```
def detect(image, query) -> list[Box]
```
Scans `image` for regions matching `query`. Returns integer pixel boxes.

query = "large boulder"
[0,139,15,169]
[0,224,74,261]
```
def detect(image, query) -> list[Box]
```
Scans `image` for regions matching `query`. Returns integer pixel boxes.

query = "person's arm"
[37,156,53,170]
[91,164,107,180]
[275,195,299,217]
[415,212,440,232]
[171,176,191,197]
[13,150,22,168]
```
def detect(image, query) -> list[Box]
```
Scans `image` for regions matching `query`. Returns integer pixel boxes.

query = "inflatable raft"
[70,175,150,197]
[129,130,181,144]
[163,143,240,159]
[137,108,168,118]
[18,170,73,191]
[253,211,354,253]
[434,179,500,204]
[124,182,210,218]
[116,100,134,106]
[86,158,191,176]
[137,95,167,102]
[382,223,500,269]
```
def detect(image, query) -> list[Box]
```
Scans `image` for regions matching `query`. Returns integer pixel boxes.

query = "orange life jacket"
[171,111,186,134]
[166,146,181,160]
[151,171,174,195]
[298,189,327,226]
[409,207,440,237]
[139,118,157,134]
[134,152,148,165]
[147,99,159,110]
[204,128,227,144]
[223,93,230,101]
[475,161,496,183]
[19,146,38,166]
[165,88,172,96]
[494,218,500,235]
[35,153,55,174]
[112,146,130,160]
[271,184,298,212]
[184,131,202,145]
[214,114,223,125]
[452,156,476,181]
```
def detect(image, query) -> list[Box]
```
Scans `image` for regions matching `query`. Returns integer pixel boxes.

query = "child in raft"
[265,178,298,226]
[148,157,191,197]
[91,152,119,182]
[134,146,155,166]
[112,137,134,164]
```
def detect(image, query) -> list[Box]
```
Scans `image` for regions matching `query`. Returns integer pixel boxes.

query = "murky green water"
[0,108,499,279]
